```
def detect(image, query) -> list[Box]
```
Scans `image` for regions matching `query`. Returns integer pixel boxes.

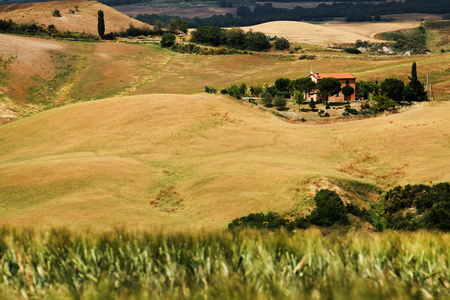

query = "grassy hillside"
[0,93,449,230]
[1,32,449,123]
[237,21,421,46]
[0,0,151,34]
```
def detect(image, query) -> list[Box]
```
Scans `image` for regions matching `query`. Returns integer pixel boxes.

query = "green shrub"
[261,91,273,107]
[228,212,289,231]
[309,190,349,227]
[383,183,450,231]
[344,48,361,54]
[226,84,242,99]
[161,33,176,47]
[273,96,287,110]
[52,9,62,17]
[274,37,290,51]
[345,107,359,115]
[204,86,217,94]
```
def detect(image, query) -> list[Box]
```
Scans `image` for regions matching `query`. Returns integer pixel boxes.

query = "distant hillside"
[0,94,449,230]
[1,33,450,124]
[0,0,152,34]
[236,21,420,46]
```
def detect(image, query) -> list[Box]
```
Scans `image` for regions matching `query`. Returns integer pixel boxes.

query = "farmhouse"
[308,72,357,102]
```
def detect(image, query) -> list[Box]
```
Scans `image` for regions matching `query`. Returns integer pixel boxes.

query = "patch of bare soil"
[0,34,66,102]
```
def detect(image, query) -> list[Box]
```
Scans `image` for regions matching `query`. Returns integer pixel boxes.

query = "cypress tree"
[97,10,105,39]
[407,62,427,101]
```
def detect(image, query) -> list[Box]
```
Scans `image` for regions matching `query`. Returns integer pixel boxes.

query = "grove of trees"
[190,26,270,51]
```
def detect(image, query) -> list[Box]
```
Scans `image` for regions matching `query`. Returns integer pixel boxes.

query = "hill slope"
[1,33,450,126]
[238,21,420,46]
[0,94,449,230]
[0,0,151,34]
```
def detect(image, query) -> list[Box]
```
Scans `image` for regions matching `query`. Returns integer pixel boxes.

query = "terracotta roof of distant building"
[311,73,356,79]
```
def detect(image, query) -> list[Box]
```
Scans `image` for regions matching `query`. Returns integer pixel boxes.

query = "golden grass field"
[238,21,421,46]
[0,93,449,230]
[0,6,449,230]
[0,0,151,34]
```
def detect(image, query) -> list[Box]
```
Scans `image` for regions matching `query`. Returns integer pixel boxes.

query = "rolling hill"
[0,93,449,230]
[0,0,152,34]
[1,33,449,125]
[237,20,421,46]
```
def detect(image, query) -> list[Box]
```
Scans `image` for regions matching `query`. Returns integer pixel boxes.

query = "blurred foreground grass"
[0,228,449,299]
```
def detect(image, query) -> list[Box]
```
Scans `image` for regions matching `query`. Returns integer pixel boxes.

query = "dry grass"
[114,3,237,18]
[238,21,420,46]
[0,0,151,34]
[1,33,449,123]
[0,94,449,230]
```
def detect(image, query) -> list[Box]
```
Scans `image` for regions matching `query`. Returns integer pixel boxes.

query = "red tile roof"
[311,73,356,80]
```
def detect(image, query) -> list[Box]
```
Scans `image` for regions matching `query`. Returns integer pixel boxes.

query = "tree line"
[190,26,271,51]
[136,0,450,28]
[0,18,97,40]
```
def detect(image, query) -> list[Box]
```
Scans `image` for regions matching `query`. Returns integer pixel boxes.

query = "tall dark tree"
[317,77,341,103]
[380,78,404,102]
[274,77,291,92]
[406,62,427,101]
[97,10,105,39]
[292,77,316,95]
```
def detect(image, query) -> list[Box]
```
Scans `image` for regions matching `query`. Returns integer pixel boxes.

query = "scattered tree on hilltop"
[406,62,427,101]
[97,10,105,39]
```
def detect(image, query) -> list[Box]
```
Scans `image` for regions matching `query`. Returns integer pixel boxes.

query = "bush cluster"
[229,190,354,232]
[204,86,217,94]
[221,83,247,99]
[229,182,450,233]
[383,183,450,231]
[170,43,248,55]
